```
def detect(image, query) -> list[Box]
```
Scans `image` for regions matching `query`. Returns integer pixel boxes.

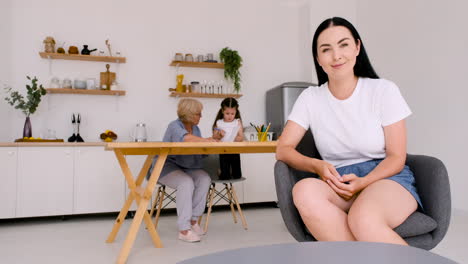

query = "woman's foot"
[191,223,206,236]
[178,230,201,243]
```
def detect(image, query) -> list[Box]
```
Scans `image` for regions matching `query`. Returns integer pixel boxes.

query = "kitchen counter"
[0,142,108,147]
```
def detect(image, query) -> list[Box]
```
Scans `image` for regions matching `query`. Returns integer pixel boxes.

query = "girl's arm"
[234,120,244,142]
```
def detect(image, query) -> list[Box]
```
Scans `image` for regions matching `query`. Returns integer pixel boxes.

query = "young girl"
[212,97,244,179]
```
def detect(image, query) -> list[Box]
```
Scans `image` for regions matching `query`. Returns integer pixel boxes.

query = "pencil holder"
[257,132,268,142]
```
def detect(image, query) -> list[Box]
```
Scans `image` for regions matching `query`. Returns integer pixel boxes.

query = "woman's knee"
[292,178,328,213]
[347,209,380,239]
[195,170,212,188]
[176,176,195,192]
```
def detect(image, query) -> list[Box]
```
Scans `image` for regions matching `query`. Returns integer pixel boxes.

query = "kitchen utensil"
[63,78,72,88]
[174,53,183,61]
[86,78,96,90]
[68,114,77,142]
[100,64,115,90]
[131,123,147,142]
[74,79,87,89]
[81,45,97,55]
[185,53,193,62]
[76,113,84,142]
[68,46,79,54]
[50,77,61,88]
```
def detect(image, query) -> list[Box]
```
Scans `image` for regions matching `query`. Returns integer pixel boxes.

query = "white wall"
[3,0,305,141]
[356,0,468,211]
[0,0,12,139]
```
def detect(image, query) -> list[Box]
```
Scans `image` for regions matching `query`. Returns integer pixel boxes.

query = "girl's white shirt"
[216,118,240,142]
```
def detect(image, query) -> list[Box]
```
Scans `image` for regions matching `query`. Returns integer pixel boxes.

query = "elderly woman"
[151,98,221,242]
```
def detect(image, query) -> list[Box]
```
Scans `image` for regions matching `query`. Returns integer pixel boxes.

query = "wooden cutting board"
[100,64,116,90]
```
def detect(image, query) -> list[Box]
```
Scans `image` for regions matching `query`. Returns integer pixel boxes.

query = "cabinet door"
[241,153,277,203]
[17,147,74,217]
[0,147,17,218]
[74,147,125,214]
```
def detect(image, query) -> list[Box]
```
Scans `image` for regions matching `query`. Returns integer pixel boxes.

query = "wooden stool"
[149,184,176,228]
[204,177,247,233]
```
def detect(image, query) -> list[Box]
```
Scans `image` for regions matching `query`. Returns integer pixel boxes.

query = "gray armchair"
[274,130,451,250]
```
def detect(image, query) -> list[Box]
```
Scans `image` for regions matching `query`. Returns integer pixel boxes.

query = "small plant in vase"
[219,47,243,93]
[3,76,47,139]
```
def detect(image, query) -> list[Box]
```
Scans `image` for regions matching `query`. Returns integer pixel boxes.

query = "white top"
[216,119,240,142]
[288,77,411,168]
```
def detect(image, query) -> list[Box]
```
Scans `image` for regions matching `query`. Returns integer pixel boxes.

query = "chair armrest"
[406,154,451,246]
[274,160,315,242]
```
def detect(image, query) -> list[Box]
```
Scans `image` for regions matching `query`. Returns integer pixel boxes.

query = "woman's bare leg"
[347,179,417,245]
[293,178,355,241]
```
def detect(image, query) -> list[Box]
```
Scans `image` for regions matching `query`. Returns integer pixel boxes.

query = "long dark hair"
[212,97,242,129]
[312,17,378,85]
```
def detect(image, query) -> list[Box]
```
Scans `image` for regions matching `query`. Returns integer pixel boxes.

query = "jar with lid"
[174,53,183,61]
[185,54,194,62]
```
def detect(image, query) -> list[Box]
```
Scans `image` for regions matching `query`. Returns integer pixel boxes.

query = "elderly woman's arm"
[184,134,218,142]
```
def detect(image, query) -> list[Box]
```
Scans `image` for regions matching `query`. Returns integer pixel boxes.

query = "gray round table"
[177,242,457,264]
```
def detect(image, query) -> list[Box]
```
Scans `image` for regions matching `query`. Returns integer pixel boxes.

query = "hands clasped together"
[314,160,368,200]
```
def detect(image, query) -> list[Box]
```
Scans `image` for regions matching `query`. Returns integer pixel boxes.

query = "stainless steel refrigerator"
[266,82,316,139]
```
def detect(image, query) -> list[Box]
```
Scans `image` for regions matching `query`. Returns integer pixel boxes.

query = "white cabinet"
[0,148,17,218]
[74,147,124,214]
[16,147,74,217]
[241,153,277,203]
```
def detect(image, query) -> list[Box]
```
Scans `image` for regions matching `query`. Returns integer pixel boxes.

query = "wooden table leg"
[117,150,168,264]
[107,154,154,243]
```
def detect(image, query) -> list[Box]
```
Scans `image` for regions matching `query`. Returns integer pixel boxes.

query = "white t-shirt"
[288,77,411,168]
[216,119,240,142]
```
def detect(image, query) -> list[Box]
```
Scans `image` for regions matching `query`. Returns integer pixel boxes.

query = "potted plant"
[219,47,243,93]
[4,76,47,138]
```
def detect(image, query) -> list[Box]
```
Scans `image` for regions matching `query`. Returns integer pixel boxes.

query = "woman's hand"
[326,173,368,200]
[313,159,342,183]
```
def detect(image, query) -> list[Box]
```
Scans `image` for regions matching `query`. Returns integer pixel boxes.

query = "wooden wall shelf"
[169,61,224,69]
[46,88,126,96]
[169,91,241,99]
[39,52,126,63]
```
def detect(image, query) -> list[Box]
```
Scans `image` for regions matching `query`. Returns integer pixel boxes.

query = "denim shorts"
[336,159,423,210]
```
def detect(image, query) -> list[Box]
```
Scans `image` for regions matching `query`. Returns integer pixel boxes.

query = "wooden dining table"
[104,141,277,264]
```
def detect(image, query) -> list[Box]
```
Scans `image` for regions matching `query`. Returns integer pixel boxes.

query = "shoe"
[178,230,201,243]
[191,223,206,236]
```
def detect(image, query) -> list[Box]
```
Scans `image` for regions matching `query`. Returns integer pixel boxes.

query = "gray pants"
[158,169,211,231]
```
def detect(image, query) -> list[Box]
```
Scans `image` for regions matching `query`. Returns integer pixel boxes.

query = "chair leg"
[204,183,216,233]
[225,183,238,223]
[154,186,165,229]
[197,215,203,225]
[149,186,162,218]
[230,183,248,230]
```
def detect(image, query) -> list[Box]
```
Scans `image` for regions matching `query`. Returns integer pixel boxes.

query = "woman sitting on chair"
[152,98,222,243]
[276,17,421,245]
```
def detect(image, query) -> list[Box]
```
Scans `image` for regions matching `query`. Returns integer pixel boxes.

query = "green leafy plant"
[4,76,47,116]
[219,47,243,93]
